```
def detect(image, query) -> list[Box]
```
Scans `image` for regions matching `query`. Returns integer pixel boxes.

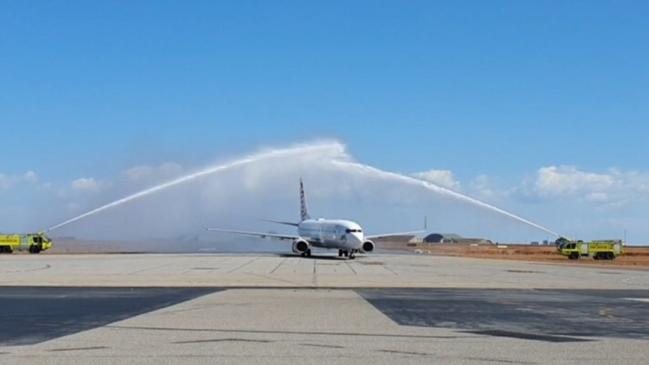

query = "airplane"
[206,179,424,259]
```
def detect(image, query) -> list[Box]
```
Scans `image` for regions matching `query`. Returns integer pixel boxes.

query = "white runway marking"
[625,298,649,303]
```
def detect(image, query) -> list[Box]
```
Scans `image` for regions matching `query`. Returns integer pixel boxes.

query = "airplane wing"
[260,219,300,227]
[365,230,426,240]
[205,228,298,241]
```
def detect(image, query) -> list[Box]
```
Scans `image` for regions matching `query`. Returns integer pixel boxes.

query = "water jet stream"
[47,142,344,232]
[332,160,560,237]
[48,141,559,239]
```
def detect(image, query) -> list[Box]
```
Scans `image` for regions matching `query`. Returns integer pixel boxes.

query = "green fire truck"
[0,232,53,254]
[556,237,622,260]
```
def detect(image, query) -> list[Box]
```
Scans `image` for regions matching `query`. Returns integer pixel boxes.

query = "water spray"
[47,142,345,232]
[331,160,560,238]
[47,140,559,238]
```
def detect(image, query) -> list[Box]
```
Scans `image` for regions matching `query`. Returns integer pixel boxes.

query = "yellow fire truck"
[0,232,53,254]
[556,237,622,260]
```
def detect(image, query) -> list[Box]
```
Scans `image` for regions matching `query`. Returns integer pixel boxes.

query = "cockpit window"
[345,229,362,233]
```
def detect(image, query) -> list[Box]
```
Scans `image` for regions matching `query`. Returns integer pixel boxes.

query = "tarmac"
[1,252,648,364]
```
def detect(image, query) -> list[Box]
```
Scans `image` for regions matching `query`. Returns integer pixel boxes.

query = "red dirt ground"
[394,243,649,269]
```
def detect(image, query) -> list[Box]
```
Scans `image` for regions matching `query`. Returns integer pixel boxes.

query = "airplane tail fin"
[300,178,310,222]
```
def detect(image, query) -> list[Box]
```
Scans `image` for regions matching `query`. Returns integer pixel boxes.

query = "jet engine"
[361,240,375,253]
[292,239,310,254]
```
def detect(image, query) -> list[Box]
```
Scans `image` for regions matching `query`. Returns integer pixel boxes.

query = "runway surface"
[0,287,216,346]
[1,252,648,288]
[1,253,648,364]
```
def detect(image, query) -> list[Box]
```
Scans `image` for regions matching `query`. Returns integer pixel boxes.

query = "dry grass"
[389,243,649,268]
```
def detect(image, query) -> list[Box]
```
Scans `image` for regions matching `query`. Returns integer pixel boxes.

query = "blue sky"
[1,1,648,243]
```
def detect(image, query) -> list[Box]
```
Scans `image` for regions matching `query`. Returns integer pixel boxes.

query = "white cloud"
[521,165,649,209]
[0,174,10,190]
[0,171,39,191]
[71,177,103,193]
[22,171,38,183]
[585,192,609,202]
[469,174,497,200]
[413,169,461,190]
[535,166,616,197]
[65,202,81,211]
[123,162,183,183]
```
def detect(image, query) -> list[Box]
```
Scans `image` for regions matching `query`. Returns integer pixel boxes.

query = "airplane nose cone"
[347,233,363,248]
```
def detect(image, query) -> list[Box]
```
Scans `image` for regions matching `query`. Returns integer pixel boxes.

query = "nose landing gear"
[338,249,356,259]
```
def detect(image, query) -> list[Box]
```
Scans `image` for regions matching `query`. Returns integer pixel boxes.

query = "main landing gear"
[300,249,312,257]
[338,249,356,259]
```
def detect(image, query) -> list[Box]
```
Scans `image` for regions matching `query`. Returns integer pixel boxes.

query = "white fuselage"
[297,219,364,250]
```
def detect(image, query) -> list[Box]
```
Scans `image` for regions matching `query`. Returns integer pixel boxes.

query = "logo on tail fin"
[300,178,310,221]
